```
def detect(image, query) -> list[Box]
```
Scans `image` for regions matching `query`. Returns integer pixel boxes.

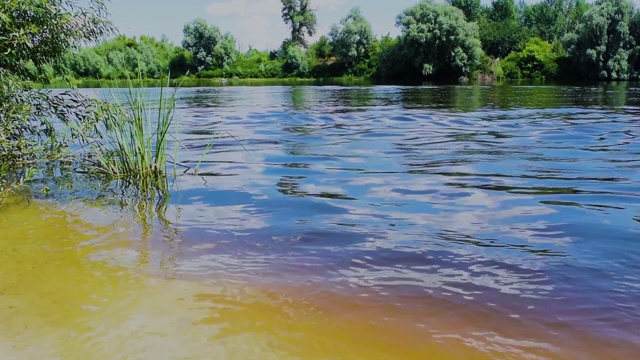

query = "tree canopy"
[329,7,375,74]
[447,0,482,21]
[479,0,530,58]
[563,0,635,79]
[182,19,237,72]
[522,0,590,42]
[0,0,113,77]
[396,0,483,79]
[281,0,317,47]
[11,0,640,83]
[0,0,113,167]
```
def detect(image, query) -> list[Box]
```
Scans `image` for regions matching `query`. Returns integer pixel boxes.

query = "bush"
[473,55,504,80]
[500,37,559,79]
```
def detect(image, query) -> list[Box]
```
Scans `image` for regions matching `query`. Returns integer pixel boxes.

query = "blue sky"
[109,0,447,51]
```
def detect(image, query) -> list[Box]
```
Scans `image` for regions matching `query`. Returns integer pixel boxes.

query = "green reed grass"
[0,164,35,207]
[75,74,178,185]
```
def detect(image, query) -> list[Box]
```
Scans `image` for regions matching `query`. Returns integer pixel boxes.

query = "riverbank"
[36,76,378,89]
[35,76,640,90]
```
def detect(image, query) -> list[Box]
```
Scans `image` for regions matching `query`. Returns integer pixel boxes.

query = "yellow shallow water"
[0,199,627,359]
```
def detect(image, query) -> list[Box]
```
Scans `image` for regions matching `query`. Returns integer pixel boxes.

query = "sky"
[108,0,445,51]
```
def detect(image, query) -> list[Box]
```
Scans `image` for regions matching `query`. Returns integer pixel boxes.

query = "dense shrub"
[500,38,560,79]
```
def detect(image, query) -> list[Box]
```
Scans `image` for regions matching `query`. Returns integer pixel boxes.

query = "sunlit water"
[2,83,639,359]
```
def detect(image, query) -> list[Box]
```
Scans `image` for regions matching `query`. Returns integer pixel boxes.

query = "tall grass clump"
[76,74,178,185]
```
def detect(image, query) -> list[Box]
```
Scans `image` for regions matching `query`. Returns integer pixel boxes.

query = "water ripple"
[79,84,640,358]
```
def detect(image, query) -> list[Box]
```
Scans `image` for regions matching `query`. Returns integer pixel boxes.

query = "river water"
[1,83,639,359]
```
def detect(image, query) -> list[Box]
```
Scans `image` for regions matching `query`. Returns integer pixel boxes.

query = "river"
[1,83,639,359]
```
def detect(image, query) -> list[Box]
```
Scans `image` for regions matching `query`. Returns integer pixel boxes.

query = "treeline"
[30,0,640,82]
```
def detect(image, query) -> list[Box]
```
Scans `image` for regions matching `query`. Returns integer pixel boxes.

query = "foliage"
[1,75,98,197]
[194,48,285,79]
[307,36,343,78]
[630,10,640,77]
[73,76,177,183]
[377,35,409,79]
[474,55,504,80]
[12,0,640,83]
[230,48,284,78]
[282,45,310,77]
[169,47,195,77]
[60,35,181,79]
[281,0,317,47]
[447,0,482,21]
[329,7,375,75]
[0,0,186,197]
[0,163,35,205]
[395,0,483,79]
[182,18,237,71]
[500,37,560,79]
[522,0,591,42]
[0,0,113,77]
[309,36,333,60]
[479,0,531,58]
[563,0,635,80]
[489,0,519,22]
[0,0,112,173]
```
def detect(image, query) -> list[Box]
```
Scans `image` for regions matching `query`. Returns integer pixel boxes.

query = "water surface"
[2,83,639,359]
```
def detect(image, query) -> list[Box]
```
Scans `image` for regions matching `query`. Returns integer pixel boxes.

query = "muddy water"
[0,199,635,359]
[0,200,489,359]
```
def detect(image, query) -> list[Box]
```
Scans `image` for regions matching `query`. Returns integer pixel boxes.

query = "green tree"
[563,0,635,79]
[309,36,333,60]
[0,0,112,169]
[329,7,375,75]
[182,18,237,71]
[447,0,482,21]
[630,10,640,77]
[396,0,483,79]
[490,0,519,22]
[281,0,317,47]
[377,35,406,79]
[282,45,309,77]
[0,0,112,77]
[522,0,590,42]
[479,0,531,58]
[169,48,195,76]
